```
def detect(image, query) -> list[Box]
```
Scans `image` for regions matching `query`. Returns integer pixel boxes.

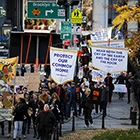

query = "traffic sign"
[61,21,72,33]
[74,38,79,43]
[60,33,72,40]
[27,1,69,19]
[64,40,71,46]
[71,8,82,24]
[60,21,72,40]
[72,25,81,35]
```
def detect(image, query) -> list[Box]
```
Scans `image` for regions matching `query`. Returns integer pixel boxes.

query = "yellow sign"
[71,8,82,24]
[32,8,41,16]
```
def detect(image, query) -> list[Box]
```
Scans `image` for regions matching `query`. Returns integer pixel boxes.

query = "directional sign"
[60,21,72,40]
[27,1,69,19]
[71,8,82,24]
[72,25,82,35]
[60,33,72,40]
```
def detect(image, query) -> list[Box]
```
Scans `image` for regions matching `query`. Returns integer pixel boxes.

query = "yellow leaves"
[125,32,140,59]
[112,4,140,30]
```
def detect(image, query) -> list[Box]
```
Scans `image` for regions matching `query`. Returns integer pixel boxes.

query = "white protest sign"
[113,84,127,93]
[92,69,106,82]
[90,27,112,42]
[92,46,128,73]
[50,47,77,84]
[78,67,83,79]
[92,40,124,48]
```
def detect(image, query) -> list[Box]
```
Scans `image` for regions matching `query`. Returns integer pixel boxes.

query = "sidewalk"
[62,92,138,133]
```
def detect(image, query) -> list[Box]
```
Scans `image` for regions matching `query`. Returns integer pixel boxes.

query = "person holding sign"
[114,72,126,100]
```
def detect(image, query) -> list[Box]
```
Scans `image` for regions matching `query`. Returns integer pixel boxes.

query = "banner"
[90,27,112,42]
[92,40,124,48]
[92,46,128,73]
[0,57,18,83]
[0,108,12,122]
[113,84,127,93]
[50,47,77,84]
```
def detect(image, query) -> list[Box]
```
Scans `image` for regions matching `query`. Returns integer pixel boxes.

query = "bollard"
[130,107,133,119]
[131,111,137,125]
[72,112,75,131]
[102,110,105,129]
[138,111,140,129]
[59,116,62,137]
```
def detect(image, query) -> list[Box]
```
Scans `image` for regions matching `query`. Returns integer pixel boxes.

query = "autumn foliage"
[112,4,140,59]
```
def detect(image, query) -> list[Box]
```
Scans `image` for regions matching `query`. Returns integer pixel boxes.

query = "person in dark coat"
[82,88,94,128]
[104,73,114,103]
[29,93,39,138]
[34,104,57,140]
[100,82,109,117]
[21,65,26,76]
[12,97,29,140]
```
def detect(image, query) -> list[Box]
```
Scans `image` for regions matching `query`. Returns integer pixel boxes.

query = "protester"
[126,72,132,104]
[63,84,72,119]
[21,65,26,76]
[29,92,39,138]
[104,73,114,103]
[12,97,29,140]
[35,100,44,139]
[49,92,60,121]
[128,74,140,112]
[114,72,126,100]
[100,82,109,117]
[81,88,93,128]
[49,82,58,96]
[69,82,77,117]
[34,104,57,140]
[39,88,51,104]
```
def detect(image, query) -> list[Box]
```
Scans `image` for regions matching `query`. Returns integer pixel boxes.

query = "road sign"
[60,21,72,40]
[27,1,69,19]
[71,8,82,24]
[60,33,72,40]
[74,38,79,43]
[72,25,81,35]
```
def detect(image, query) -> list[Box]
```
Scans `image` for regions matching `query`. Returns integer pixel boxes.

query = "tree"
[112,3,140,59]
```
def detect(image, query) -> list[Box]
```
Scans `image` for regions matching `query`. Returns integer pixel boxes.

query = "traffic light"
[56,0,66,6]
[71,0,80,6]
[56,0,80,6]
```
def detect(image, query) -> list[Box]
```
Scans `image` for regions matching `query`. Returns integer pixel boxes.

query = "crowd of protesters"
[0,64,140,139]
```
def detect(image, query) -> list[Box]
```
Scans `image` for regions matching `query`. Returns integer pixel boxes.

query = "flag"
[0,57,18,83]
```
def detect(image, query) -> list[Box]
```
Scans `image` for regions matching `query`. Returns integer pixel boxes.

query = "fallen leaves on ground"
[59,128,132,140]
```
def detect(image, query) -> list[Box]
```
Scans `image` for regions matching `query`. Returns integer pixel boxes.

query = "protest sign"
[92,46,128,73]
[90,27,112,42]
[50,47,77,84]
[78,67,83,79]
[92,69,106,82]
[113,84,127,93]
